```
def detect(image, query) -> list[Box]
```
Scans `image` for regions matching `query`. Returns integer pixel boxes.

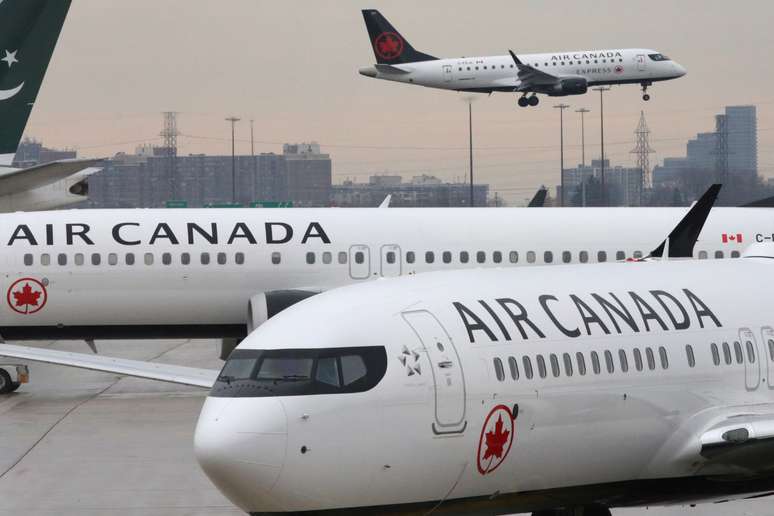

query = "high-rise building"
[283,143,332,207]
[724,105,757,179]
[562,160,642,207]
[332,174,489,207]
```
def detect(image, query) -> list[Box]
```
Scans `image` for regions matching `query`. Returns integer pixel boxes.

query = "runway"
[0,339,771,516]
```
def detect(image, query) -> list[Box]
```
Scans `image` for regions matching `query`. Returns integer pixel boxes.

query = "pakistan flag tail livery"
[0,0,72,166]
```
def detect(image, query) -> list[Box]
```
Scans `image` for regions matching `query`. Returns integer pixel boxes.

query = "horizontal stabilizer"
[741,196,774,208]
[0,158,102,195]
[650,184,721,259]
[374,63,412,75]
[0,344,218,388]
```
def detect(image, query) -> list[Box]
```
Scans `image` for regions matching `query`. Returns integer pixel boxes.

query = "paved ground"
[0,339,772,516]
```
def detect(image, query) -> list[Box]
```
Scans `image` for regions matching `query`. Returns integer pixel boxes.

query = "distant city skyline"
[19,0,774,205]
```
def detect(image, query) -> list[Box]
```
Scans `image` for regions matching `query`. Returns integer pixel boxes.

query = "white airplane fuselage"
[195,253,774,514]
[0,207,769,341]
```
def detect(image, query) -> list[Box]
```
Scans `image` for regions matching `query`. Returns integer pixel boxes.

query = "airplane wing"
[509,50,560,87]
[0,158,102,195]
[697,413,774,475]
[0,344,218,388]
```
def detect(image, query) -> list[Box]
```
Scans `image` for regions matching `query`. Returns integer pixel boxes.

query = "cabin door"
[402,310,467,435]
[348,245,370,280]
[636,54,647,72]
[740,328,761,391]
[760,327,774,390]
[442,64,453,83]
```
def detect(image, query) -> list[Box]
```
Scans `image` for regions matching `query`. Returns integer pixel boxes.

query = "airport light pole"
[468,100,474,207]
[576,108,590,168]
[592,87,610,206]
[554,103,570,206]
[225,116,240,203]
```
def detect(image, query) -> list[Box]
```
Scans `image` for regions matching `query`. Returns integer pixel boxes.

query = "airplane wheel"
[518,96,529,107]
[0,368,14,394]
[643,93,651,101]
[529,95,539,106]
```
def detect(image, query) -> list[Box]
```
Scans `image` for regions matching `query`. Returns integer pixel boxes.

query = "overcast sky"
[23,0,774,204]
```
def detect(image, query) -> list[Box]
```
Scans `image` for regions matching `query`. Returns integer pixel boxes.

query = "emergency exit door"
[740,328,761,391]
[402,310,467,434]
[380,244,401,277]
[348,245,370,280]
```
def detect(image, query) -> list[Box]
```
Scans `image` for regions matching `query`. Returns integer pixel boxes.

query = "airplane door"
[740,328,761,391]
[348,245,370,280]
[760,327,774,390]
[380,244,402,277]
[636,54,647,72]
[402,310,467,435]
[443,64,453,83]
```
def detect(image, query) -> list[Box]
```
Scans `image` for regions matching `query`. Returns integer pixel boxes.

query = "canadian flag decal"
[722,233,743,244]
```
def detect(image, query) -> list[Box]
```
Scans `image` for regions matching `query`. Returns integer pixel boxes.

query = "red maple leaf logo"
[13,283,41,308]
[374,32,403,59]
[482,415,510,461]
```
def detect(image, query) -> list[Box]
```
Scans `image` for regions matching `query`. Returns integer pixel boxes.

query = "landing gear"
[640,81,652,101]
[0,368,20,394]
[518,94,540,107]
[529,94,540,106]
[518,95,529,107]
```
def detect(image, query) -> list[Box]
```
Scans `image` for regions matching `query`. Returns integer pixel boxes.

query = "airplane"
[0,0,100,210]
[5,195,774,514]
[358,10,686,106]
[0,198,768,365]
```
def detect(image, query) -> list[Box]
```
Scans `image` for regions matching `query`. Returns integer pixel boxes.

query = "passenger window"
[616,251,625,260]
[591,351,601,374]
[181,252,190,265]
[544,251,553,263]
[322,252,332,264]
[91,253,101,266]
[659,346,669,369]
[527,251,536,263]
[460,251,469,264]
[646,347,656,370]
[406,251,415,264]
[579,251,588,263]
[144,253,154,266]
[508,356,519,380]
[686,345,696,367]
[698,250,708,260]
[604,350,614,373]
[442,251,452,264]
[633,348,643,371]
[731,250,740,258]
[537,355,547,378]
[618,349,629,373]
[715,251,724,259]
[108,253,118,266]
[476,251,486,264]
[494,357,505,382]
[425,251,435,264]
[597,251,607,263]
[338,251,348,264]
[272,252,281,265]
[124,253,134,266]
[75,253,85,266]
[562,251,571,263]
[235,252,245,265]
[306,252,315,265]
[746,340,756,363]
[711,343,720,365]
[23,253,33,266]
[58,253,67,266]
[493,251,502,264]
[563,353,573,376]
[633,251,643,259]
[163,252,172,265]
[733,341,743,364]
[200,252,210,265]
[509,251,518,263]
[355,252,365,264]
[41,253,50,266]
[576,352,586,376]
[722,342,732,365]
[550,354,560,377]
[523,356,534,379]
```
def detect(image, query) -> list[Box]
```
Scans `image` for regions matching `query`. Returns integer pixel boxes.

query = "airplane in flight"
[4,196,774,515]
[0,0,100,211]
[358,9,686,106]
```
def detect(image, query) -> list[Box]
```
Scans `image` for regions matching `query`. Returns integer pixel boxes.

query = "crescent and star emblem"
[0,49,24,101]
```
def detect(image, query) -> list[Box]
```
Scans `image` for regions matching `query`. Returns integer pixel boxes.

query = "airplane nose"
[194,397,287,513]
[358,66,378,78]
[674,62,687,77]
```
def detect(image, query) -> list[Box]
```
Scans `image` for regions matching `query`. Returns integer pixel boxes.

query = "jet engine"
[551,77,588,96]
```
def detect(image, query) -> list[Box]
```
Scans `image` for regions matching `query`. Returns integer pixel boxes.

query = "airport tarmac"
[0,339,772,516]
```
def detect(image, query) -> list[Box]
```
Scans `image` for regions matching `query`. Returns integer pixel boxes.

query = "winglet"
[379,194,391,208]
[528,188,547,207]
[508,50,523,66]
[649,184,721,259]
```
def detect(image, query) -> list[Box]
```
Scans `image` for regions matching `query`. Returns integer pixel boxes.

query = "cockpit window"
[648,53,670,62]
[210,346,387,398]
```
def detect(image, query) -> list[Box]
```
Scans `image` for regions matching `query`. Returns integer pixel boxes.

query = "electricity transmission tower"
[630,111,655,190]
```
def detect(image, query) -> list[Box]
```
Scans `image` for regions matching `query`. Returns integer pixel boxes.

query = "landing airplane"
[0,0,99,210]
[5,209,774,514]
[358,10,686,106]
[0,200,768,362]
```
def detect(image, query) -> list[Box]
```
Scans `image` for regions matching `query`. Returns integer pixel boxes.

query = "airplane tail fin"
[0,0,72,165]
[361,9,437,64]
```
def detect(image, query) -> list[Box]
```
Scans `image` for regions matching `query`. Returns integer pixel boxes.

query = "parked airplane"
[0,0,99,210]
[5,212,774,514]
[359,10,686,106]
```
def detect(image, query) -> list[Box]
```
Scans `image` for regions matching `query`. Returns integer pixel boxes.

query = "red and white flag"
[722,233,743,244]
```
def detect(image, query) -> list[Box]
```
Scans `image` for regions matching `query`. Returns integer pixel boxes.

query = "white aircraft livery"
[358,10,686,105]
[5,242,774,514]
[0,205,770,351]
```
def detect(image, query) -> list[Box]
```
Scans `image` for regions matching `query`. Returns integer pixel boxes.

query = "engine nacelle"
[247,290,320,333]
[551,77,588,96]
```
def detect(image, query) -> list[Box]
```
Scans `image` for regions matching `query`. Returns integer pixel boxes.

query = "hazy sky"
[23,0,774,204]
